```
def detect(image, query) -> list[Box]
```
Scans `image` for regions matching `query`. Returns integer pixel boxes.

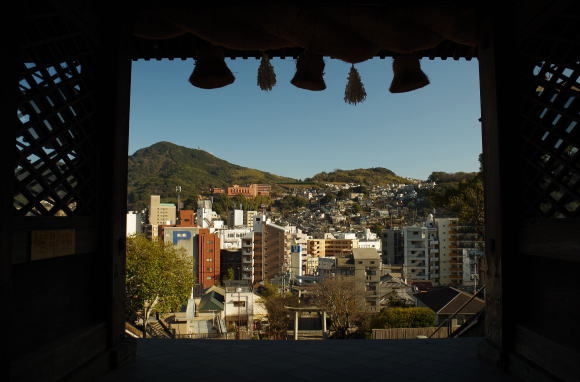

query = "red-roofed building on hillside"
[212,184,271,198]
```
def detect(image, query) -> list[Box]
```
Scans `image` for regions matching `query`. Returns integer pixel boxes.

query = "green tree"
[222,267,235,281]
[449,177,485,228]
[319,193,334,205]
[366,307,436,330]
[125,235,194,337]
[369,224,385,235]
[349,203,362,214]
[337,189,350,200]
[275,195,308,211]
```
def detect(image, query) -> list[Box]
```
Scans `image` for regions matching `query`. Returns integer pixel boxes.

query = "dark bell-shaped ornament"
[189,44,235,89]
[389,56,430,93]
[291,51,326,91]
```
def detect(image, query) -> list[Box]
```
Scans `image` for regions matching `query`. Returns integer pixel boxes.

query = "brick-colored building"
[211,184,271,198]
[178,210,195,226]
[198,229,221,289]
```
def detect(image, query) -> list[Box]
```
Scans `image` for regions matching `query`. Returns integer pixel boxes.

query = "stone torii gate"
[285,306,327,340]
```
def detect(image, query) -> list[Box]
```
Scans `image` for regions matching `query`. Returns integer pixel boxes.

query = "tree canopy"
[125,235,194,335]
[274,195,308,211]
[258,284,298,339]
[363,307,436,333]
[312,277,364,338]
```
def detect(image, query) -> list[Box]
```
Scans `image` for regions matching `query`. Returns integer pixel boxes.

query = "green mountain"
[304,167,409,185]
[127,142,296,210]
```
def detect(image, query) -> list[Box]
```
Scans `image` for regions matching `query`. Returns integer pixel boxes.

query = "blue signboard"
[173,231,192,245]
[291,245,302,254]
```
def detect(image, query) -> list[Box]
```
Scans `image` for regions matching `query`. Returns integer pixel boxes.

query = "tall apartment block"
[198,230,221,289]
[402,219,437,282]
[353,248,382,312]
[241,233,254,282]
[435,218,462,286]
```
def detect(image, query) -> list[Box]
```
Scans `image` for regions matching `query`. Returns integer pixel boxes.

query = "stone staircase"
[146,320,174,338]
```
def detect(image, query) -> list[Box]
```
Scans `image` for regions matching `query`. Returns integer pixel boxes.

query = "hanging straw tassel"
[257,53,276,91]
[344,65,367,105]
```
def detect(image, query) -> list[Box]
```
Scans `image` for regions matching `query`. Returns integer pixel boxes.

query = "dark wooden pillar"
[92,4,135,367]
[477,3,521,366]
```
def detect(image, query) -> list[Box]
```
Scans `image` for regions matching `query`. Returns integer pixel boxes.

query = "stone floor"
[99,337,518,382]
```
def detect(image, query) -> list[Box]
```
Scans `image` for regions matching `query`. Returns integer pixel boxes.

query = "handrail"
[428,285,486,339]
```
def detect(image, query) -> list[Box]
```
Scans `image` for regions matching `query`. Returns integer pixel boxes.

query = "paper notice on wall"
[31,229,76,261]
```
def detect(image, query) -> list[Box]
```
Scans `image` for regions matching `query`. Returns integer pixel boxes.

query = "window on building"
[206,258,213,262]
[206,276,212,280]
[207,267,213,272]
[207,240,213,244]
[233,301,246,307]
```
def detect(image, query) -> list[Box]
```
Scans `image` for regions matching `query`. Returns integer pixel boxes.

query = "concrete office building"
[381,229,404,265]
[162,226,220,289]
[307,239,358,257]
[402,225,430,282]
[149,195,177,226]
[353,248,382,312]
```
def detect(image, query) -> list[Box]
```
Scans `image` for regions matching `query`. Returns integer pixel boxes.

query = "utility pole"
[176,185,182,224]
[236,287,242,340]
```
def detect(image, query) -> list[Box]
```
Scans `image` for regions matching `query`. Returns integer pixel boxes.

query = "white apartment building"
[217,227,252,249]
[402,225,430,282]
[402,215,438,284]
[358,228,382,253]
[196,199,213,228]
[126,211,143,236]
[241,233,254,283]
[228,209,244,227]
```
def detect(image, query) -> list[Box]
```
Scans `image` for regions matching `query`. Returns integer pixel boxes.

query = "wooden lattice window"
[519,8,580,219]
[16,8,96,216]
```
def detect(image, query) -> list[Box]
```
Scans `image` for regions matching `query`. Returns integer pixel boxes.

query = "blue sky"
[130,57,481,180]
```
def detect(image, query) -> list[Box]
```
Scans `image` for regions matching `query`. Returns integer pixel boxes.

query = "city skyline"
[130,58,482,180]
